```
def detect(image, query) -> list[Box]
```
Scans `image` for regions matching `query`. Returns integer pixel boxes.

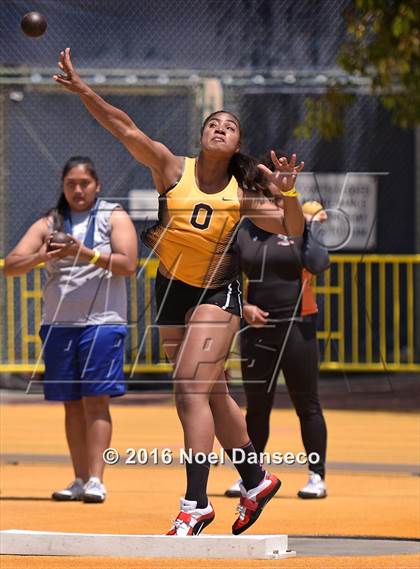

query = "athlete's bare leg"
[171,304,238,454]
[83,394,112,480]
[64,400,89,482]
[209,374,250,449]
[160,316,250,452]
[158,326,185,363]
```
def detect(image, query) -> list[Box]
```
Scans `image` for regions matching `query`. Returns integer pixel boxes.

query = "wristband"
[89,248,101,265]
[280,187,300,197]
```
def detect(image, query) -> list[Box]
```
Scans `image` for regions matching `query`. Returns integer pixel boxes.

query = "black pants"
[240,317,327,478]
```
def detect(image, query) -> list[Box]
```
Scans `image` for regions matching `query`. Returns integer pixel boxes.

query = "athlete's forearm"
[278,196,304,236]
[78,84,136,141]
[78,247,137,276]
[3,253,43,276]
[77,84,168,170]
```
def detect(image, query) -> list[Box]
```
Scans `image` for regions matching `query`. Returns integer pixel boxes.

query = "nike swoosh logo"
[222,197,233,201]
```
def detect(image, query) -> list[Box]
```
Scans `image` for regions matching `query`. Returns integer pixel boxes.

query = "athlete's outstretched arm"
[53,48,181,187]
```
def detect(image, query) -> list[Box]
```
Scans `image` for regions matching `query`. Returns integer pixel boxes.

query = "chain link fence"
[1,84,198,251]
[2,0,349,70]
[224,87,415,253]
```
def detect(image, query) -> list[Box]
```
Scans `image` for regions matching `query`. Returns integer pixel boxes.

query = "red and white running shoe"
[232,472,281,535]
[167,498,215,536]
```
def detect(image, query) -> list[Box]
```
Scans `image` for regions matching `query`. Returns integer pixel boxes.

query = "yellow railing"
[0,255,419,374]
[312,255,419,371]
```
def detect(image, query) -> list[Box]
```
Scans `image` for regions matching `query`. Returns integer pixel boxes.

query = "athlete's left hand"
[258,151,304,196]
[48,235,84,258]
[243,303,269,328]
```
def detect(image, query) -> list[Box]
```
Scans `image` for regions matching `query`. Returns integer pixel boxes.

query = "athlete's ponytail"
[228,152,266,192]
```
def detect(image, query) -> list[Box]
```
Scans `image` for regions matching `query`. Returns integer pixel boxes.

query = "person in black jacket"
[225,154,330,500]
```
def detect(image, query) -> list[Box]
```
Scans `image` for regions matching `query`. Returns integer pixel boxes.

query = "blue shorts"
[39,325,127,401]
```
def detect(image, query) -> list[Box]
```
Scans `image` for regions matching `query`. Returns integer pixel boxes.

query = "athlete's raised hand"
[258,151,304,196]
[53,48,86,94]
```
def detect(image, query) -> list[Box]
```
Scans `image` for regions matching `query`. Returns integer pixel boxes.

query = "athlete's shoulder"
[98,199,122,211]
[154,155,190,195]
[36,216,52,233]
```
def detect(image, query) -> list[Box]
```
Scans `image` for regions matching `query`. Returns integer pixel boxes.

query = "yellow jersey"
[143,157,241,288]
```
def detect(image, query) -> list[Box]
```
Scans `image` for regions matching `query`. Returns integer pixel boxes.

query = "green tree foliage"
[296,0,420,139]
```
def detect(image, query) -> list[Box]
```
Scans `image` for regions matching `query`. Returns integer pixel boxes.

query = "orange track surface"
[1,400,419,568]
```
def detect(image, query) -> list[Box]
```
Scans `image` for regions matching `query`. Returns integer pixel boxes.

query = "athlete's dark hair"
[47,156,98,231]
[228,152,266,192]
[201,111,268,193]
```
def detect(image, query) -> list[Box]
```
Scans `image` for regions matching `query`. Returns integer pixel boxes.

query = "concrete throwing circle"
[289,535,420,557]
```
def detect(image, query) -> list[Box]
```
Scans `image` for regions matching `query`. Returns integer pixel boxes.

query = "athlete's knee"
[83,395,110,415]
[291,392,323,418]
[245,390,274,415]
[63,399,85,418]
[64,399,83,410]
[175,390,208,415]
[209,388,229,407]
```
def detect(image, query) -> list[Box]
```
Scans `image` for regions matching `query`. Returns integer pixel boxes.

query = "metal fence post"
[415,127,420,359]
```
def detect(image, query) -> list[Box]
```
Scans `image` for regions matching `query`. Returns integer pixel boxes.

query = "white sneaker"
[297,471,327,499]
[51,478,85,501]
[224,479,242,498]
[167,498,215,536]
[83,477,106,503]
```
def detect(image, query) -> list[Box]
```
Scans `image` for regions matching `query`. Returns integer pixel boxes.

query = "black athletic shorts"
[155,270,242,326]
